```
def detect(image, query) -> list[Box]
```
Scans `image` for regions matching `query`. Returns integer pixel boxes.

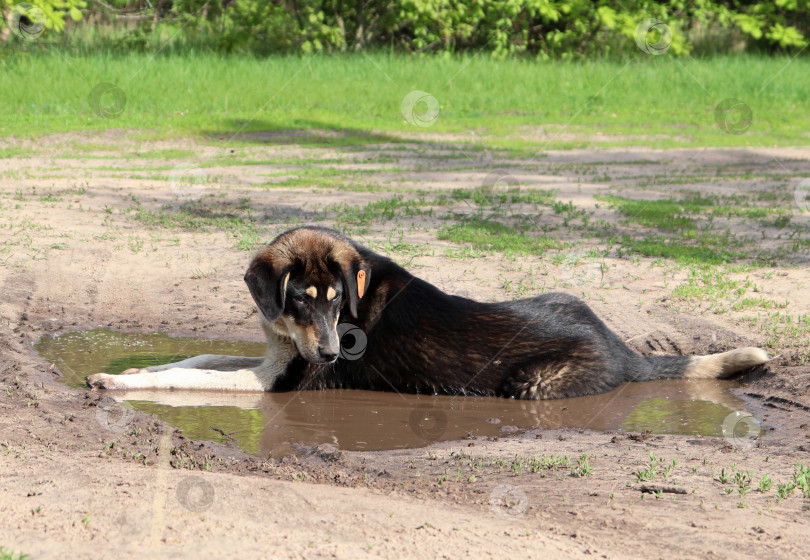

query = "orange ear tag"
[357,270,366,298]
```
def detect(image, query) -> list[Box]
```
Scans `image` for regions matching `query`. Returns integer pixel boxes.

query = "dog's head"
[244,227,371,364]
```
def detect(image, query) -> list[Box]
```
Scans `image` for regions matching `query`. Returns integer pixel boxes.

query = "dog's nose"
[318,348,338,362]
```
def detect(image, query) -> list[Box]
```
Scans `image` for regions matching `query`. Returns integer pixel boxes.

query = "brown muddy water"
[36,329,764,457]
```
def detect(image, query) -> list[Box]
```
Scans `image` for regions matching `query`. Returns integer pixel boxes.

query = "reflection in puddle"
[37,329,760,457]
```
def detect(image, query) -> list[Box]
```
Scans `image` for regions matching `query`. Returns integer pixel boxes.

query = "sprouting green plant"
[734,470,752,489]
[637,453,657,482]
[776,483,794,501]
[793,463,810,497]
[759,474,773,492]
[571,454,593,477]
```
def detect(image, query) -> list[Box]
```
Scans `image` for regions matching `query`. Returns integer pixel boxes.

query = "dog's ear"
[339,258,371,319]
[244,257,292,323]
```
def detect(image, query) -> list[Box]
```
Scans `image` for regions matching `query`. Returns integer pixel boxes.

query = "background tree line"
[2,0,809,56]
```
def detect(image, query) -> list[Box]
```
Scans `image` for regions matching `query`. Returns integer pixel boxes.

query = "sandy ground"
[1,131,809,559]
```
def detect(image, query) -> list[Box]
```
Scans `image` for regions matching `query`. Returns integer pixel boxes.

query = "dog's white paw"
[86,373,125,390]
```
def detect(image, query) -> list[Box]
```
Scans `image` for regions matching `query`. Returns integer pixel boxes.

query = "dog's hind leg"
[499,347,618,400]
[120,355,265,374]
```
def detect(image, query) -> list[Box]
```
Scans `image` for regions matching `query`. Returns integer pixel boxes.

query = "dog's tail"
[639,347,769,381]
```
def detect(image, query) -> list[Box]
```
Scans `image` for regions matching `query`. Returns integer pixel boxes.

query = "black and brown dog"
[87,226,769,399]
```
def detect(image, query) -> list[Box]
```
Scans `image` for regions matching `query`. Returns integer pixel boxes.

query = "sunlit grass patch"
[0,548,30,560]
[597,194,788,232]
[450,187,556,207]
[742,312,810,362]
[3,53,810,148]
[439,218,563,256]
[130,199,264,250]
[617,234,744,265]
[331,195,431,225]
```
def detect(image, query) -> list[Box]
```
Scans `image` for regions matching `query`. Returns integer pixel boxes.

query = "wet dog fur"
[87,226,769,399]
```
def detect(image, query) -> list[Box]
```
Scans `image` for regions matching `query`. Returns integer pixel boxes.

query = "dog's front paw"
[119,368,148,375]
[86,373,124,390]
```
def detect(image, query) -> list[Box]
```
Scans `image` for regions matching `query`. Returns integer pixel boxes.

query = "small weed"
[759,474,773,493]
[0,548,31,560]
[570,454,593,477]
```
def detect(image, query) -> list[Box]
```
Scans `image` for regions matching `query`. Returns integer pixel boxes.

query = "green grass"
[617,234,744,265]
[0,548,30,560]
[439,218,563,256]
[451,187,556,206]
[331,195,432,226]
[743,312,810,361]
[598,194,788,232]
[2,52,810,148]
[131,199,264,250]
[595,194,798,264]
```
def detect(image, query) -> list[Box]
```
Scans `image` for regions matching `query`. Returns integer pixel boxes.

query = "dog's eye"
[293,296,306,304]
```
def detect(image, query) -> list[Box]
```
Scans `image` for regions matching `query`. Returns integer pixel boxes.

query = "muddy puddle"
[36,329,763,457]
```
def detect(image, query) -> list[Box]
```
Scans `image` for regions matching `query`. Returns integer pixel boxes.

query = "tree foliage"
[2,0,809,56]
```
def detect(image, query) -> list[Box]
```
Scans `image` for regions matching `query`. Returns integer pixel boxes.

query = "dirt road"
[1,132,809,559]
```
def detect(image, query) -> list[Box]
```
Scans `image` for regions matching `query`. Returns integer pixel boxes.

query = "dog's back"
[88,226,769,399]
[267,228,768,399]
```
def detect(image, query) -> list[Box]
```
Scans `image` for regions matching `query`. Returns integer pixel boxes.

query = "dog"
[87,226,769,399]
